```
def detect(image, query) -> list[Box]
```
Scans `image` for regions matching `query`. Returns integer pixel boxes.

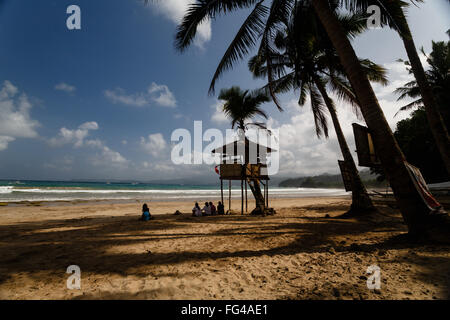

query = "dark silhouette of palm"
[249,3,389,214]
[395,39,450,123]
[218,86,270,133]
[339,0,450,174]
[172,0,450,235]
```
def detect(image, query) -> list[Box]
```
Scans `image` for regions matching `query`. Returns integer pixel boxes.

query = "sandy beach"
[0,196,449,300]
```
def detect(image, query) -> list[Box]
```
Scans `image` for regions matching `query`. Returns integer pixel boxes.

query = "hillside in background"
[278,170,385,189]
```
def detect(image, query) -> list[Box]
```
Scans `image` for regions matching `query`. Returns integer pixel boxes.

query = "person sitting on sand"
[141,203,152,221]
[202,202,211,216]
[217,201,225,215]
[209,201,216,215]
[192,202,202,217]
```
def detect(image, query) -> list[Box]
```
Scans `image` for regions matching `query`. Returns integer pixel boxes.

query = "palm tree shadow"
[0,206,448,298]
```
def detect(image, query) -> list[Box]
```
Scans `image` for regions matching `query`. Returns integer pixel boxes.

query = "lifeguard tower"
[212,137,276,215]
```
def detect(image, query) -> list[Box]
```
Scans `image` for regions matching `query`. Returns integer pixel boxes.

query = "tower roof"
[212,137,276,156]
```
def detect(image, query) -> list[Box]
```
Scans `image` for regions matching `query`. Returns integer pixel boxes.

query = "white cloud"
[90,143,128,166]
[140,133,167,157]
[211,100,228,124]
[84,139,128,166]
[0,136,15,151]
[270,99,352,177]
[0,80,40,151]
[104,82,176,108]
[49,122,128,168]
[49,121,99,148]
[148,82,177,107]
[79,121,99,130]
[147,0,212,49]
[84,138,103,148]
[54,82,76,94]
[104,88,149,107]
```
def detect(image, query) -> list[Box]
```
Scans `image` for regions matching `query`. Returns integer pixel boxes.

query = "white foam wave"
[0,187,348,202]
[5,187,346,195]
[0,186,13,194]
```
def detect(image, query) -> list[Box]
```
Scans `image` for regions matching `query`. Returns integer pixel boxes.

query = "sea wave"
[0,186,13,194]
[0,186,348,202]
[3,187,346,194]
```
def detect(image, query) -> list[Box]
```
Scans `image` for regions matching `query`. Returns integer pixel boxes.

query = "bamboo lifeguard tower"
[212,137,276,215]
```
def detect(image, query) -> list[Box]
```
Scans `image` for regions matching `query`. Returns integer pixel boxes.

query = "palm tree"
[218,86,270,213]
[174,0,448,236]
[395,39,450,124]
[340,0,450,175]
[249,4,389,215]
[311,0,450,236]
[219,86,270,133]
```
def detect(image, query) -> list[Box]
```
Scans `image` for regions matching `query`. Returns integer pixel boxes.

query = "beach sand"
[0,196,449,300]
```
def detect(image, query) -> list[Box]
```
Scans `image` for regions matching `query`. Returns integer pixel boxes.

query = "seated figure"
[141,203,152,221]
[217,201,225,215]
[192,202,202,217]
[202,202,211,216]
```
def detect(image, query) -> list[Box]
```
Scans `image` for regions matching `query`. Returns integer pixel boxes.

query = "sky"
[0,0,449,183]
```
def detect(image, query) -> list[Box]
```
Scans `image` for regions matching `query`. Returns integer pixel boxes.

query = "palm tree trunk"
[241,132,266,214]
[247,177,266,212]
[312,0,444,235]
[313,77,375,214]
[395,10,450,174]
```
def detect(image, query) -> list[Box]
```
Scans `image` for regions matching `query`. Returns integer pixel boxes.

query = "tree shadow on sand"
[0,204,448,298]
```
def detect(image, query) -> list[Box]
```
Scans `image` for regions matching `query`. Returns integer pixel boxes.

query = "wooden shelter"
[212,137,275,214]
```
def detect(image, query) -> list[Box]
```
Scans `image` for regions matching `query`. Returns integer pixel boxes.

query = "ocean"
[0,180,349,203]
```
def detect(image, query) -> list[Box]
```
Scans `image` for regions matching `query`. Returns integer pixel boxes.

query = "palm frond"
[360,59,389,85]
[218,86,269,131]
[308,84,329,139]
[175,0,259,52]
[394,99,423,117]
[208,1,268,94]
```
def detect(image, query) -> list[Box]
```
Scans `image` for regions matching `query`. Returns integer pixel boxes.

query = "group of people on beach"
[192,201,225,217]
[140,201,226,221]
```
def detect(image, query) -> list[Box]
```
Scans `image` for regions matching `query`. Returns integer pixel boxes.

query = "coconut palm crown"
[218,86,270,132]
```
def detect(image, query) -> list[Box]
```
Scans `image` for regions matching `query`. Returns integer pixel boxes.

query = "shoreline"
[0,194,351,208]
[0,196,351,217]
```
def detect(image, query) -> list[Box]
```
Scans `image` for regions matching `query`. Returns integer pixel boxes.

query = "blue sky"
[0,0,448,182]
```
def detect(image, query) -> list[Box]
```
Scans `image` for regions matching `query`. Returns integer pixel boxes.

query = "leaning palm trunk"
[396,12,450,174]
[246,177,266,212]
[312,0,447,236]
[242,145,266,213]
[313,77,375,214]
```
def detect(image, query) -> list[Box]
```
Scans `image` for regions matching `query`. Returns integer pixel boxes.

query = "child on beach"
[140,203,152,221]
